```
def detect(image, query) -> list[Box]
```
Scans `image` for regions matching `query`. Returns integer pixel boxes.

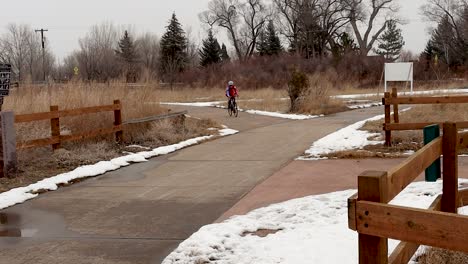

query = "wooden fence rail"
[382,88,468,146]
[15,100,123,150]
[348,122,468,264]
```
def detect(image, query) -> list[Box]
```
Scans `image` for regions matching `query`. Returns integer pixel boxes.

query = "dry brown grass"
[416,248,468,264]
[0,82,221,192]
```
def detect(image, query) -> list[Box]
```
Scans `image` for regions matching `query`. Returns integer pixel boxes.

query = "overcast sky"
[1,0,431,61]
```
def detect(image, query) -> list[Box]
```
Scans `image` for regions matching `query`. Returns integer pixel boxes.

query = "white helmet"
[228,81,234,86]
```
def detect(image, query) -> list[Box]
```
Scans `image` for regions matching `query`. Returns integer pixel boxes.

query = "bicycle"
[228,97,239,117]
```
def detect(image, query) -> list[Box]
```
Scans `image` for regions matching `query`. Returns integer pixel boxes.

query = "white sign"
[385,62,414,93]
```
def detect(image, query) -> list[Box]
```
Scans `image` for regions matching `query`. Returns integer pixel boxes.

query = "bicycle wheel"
[228,100,233,116]
[234,102,239,117]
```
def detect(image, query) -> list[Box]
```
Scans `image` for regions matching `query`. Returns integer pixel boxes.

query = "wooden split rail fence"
[383,88,468,146]
[0,101,187,177]
[348,122,468,264]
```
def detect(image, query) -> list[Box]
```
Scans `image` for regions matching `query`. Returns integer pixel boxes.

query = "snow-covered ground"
[298,114,385,160]
[0,127,238,210]
[163,180,468,264]
[244,110,322,120]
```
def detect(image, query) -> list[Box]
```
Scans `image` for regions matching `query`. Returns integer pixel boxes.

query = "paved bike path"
[0,106,383,264]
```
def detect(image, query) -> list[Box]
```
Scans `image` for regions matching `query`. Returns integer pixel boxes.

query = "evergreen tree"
[430,15,459,65]
[257,21,282,56]
[115,30,138,82]
[266,21,282,55]
[199,29,222,67]
[375,20,405,62]
[220,44,230,62]
[257,31,269,56]
[159,13,188,82]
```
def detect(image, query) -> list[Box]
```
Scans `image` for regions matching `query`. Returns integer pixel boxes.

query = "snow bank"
[244,110,322,120]
[0,127,239,210]
[160,101,224,107]
[163,180,468,264]
[298,114,385,160]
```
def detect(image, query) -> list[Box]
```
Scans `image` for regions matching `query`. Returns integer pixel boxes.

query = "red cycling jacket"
[226,85,239,97]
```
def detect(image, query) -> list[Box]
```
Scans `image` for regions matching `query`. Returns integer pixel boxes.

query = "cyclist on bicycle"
[225,81,239,108]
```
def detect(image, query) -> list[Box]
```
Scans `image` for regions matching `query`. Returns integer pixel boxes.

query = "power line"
[35,28,48,82]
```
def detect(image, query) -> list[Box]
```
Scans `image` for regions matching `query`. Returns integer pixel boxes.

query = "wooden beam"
[50,105,61,150]
[385,122,468,131]
[15,104,118,123]
[113,100,123,144]
[384,92,392,147]
[17,137,60,149]
[442,122,459,213]
[459,131,468,149]
[348,193,358,231]
[385,96,468,105]
[386,137,443,201]
[388,242,419,264]
[460,188,468,206]
[388,194,443,264]
[356,201,468,253]
[15,112,58,123]
[392,88,399,123]
[358,171,388,264]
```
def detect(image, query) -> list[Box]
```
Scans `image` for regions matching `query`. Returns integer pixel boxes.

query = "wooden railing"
[348,122,468,264]
[382,88,468,146]
[15,100,123,150]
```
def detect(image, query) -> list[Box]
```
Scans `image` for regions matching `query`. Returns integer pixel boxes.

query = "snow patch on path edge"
[0,127,239,210]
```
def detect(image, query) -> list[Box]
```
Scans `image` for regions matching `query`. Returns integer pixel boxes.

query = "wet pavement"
[0,106,385,264]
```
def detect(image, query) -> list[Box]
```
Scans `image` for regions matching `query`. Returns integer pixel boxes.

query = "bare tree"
[76,22,119,81]
[201,0,269,60]
[0,24,30,81]
[274,0,303,51]
[0,24,55,82]
[238,0,270,57]
[135,32,159,80]
[422,0,467,58]
[344,0,399,55]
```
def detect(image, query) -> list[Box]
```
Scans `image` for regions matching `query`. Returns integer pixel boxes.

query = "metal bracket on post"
[424,124,441,182]
[0,111,17,177]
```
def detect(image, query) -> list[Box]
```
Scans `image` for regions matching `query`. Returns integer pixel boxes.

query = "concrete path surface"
[0,105,384,264]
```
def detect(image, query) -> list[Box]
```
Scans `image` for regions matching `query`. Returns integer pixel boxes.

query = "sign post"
[0,64,17,177]
[384,62,414,93]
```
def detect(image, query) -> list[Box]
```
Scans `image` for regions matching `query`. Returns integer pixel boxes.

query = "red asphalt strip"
[217,158,468,222]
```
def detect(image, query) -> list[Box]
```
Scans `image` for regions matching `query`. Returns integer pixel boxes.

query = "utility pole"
[35,28,48,83]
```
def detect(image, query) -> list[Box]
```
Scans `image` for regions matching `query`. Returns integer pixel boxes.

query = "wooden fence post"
[392,88,399,123]
[50,105,61,150]
[114,100,123,144]
[384,92,392,146]
[0,112,17,177]
[358,170,389,264]
[442,122,458,213]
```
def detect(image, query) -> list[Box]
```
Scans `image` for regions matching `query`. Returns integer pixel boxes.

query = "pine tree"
[266,21,282,55]
[375,20,405,62]
[115,30,138,82]
[431,15,458,65]
[257,21,282,56]
[159,13,188,82]
[199,29,222,67]
[257,31,269,56]
[220,44,230,62]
